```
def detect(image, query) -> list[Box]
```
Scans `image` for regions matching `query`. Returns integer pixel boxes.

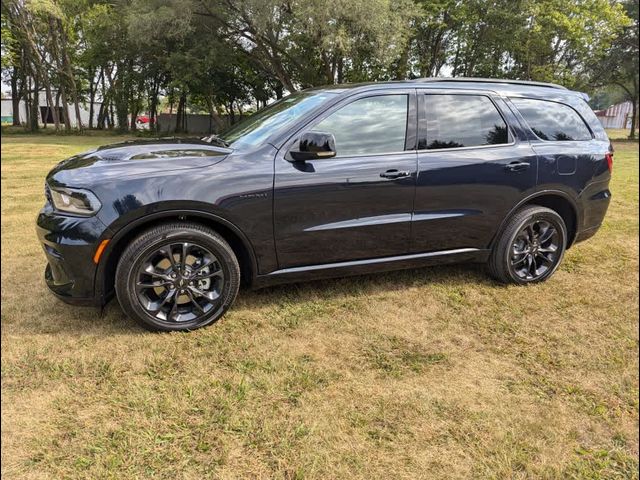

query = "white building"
[1,90,104,128]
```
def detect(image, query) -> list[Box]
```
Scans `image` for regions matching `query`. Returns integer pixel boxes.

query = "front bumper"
[36,204,109,306]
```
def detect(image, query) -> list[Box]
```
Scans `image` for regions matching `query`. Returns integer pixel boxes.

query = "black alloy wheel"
[488,205,567,284]
[116,222,240,331]
[134,242,224,323]
[509,219,561,281]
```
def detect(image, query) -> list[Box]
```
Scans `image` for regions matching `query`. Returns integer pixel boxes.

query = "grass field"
[605,128,639,141]
[1,134,638,479]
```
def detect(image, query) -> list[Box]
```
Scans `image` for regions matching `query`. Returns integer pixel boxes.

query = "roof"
[408,77,566,90]
[308,77,583,99]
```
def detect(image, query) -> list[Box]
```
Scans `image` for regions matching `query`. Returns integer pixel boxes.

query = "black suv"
[37,78,613,331]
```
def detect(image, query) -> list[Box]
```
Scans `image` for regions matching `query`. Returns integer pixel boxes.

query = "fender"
[94,208,259,303]
[490,189,581,249]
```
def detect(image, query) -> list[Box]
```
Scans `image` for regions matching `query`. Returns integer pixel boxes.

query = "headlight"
[48,186,101,216]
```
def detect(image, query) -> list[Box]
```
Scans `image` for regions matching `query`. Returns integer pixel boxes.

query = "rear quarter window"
[511,98,592,141]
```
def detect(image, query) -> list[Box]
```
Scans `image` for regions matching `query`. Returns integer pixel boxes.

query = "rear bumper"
[573,184,611,245]
[574,224,602,244]
[36,205,109,306]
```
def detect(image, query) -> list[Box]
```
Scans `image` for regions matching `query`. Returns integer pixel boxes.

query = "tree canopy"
[1,0,636,136]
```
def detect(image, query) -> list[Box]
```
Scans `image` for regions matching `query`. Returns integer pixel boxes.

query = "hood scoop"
[83,145,231,163]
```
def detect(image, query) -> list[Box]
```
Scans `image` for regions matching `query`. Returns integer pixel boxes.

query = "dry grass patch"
[1,134,638,479]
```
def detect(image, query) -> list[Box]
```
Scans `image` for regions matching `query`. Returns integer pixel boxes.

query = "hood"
[47,137,232,187]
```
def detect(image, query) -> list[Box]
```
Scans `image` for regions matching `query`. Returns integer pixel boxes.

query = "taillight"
[605,152,613,173]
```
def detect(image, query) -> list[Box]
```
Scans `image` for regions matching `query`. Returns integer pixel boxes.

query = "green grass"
[1,134,638,479]
[606,128,638,140]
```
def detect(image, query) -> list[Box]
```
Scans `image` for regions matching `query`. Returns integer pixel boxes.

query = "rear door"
[273,90,418,268]
[411,90,538,253]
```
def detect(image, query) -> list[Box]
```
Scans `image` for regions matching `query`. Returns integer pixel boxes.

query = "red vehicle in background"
[135,114,151,130]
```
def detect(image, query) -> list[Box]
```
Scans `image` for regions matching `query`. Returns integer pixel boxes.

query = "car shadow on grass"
[235,262,494,310]
[21,263,496,335]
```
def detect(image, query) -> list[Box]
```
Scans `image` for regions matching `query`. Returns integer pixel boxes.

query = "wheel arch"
[491,190,580,250]
[95,209,258,304]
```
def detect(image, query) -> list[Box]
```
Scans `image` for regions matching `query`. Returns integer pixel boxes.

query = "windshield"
[220,91,336,149]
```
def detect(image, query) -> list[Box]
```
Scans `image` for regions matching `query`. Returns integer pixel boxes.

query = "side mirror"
[289,131,336,162]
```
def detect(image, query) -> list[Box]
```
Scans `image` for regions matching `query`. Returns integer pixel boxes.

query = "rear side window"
[311,95,408,156]
[511,98,592,141]
[422,94,510,150]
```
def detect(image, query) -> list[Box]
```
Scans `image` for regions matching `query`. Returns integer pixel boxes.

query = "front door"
[274,91,417,269]
[411,91,539,253]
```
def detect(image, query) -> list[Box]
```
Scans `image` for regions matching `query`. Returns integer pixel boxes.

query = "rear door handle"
[380,169,411,179]
[504,161,530,172]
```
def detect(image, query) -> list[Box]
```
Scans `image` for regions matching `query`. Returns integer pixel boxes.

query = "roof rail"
[409,77,568,90]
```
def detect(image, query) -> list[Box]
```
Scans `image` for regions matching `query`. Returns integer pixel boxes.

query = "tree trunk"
[320,50,334,84]
[56,19,83,130]
[109,100,115,129]
[205,97,224,132]
[394,40,412,80]
[98,70,109,129]
[59,84,71,131]
[130,106,139,131]
[88,68,102,129]
[263,45,296,93]
[149,77,160,132]
[10,68,21,126]
[72,87,83,131]
[175,92,186,133]
[43,78,60,131]
[46,17,70,131]
[452,39,461,77]
[89,84,95,129]
[629,97,638,140]
[97,102,106,129]
[113,63,130,132]
[23,76,31,130]
[228,101,236,124]
[29,76,39,132]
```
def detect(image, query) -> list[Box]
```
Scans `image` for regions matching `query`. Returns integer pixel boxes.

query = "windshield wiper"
[201,134,230,148]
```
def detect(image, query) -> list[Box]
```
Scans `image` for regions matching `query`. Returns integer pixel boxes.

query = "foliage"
[0,0,636,133]
[1,133,638,478]
[590,0,639,138]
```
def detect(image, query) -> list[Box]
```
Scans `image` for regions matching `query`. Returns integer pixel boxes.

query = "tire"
[115,222,240,331]
[488,205,567,285]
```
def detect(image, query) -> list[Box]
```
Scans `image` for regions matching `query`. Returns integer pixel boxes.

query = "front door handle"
[380,169,411,179]
[504,161,530,172]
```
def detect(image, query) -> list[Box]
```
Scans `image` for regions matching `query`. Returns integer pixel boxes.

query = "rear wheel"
[488,205,567,284]
[115,222,240,331]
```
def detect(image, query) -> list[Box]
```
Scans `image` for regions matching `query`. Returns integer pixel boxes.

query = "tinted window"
[511,98,592,141]
[311,95,408,156]
[423,94,509,150]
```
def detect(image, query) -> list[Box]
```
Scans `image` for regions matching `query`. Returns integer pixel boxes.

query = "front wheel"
[488,205,567,284]
[115,222,240,331]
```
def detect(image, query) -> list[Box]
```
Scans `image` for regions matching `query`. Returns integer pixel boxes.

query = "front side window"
[510,98,592,141]
[311,95,408,156]
[422,94,510,150]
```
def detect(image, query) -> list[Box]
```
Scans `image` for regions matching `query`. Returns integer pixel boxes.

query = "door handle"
[380,169,411,179]
[504,161,530,172]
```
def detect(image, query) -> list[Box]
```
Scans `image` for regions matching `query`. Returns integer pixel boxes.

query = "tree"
[591,0,638,139]
[1,9,23,126]
[1,0,636,135]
